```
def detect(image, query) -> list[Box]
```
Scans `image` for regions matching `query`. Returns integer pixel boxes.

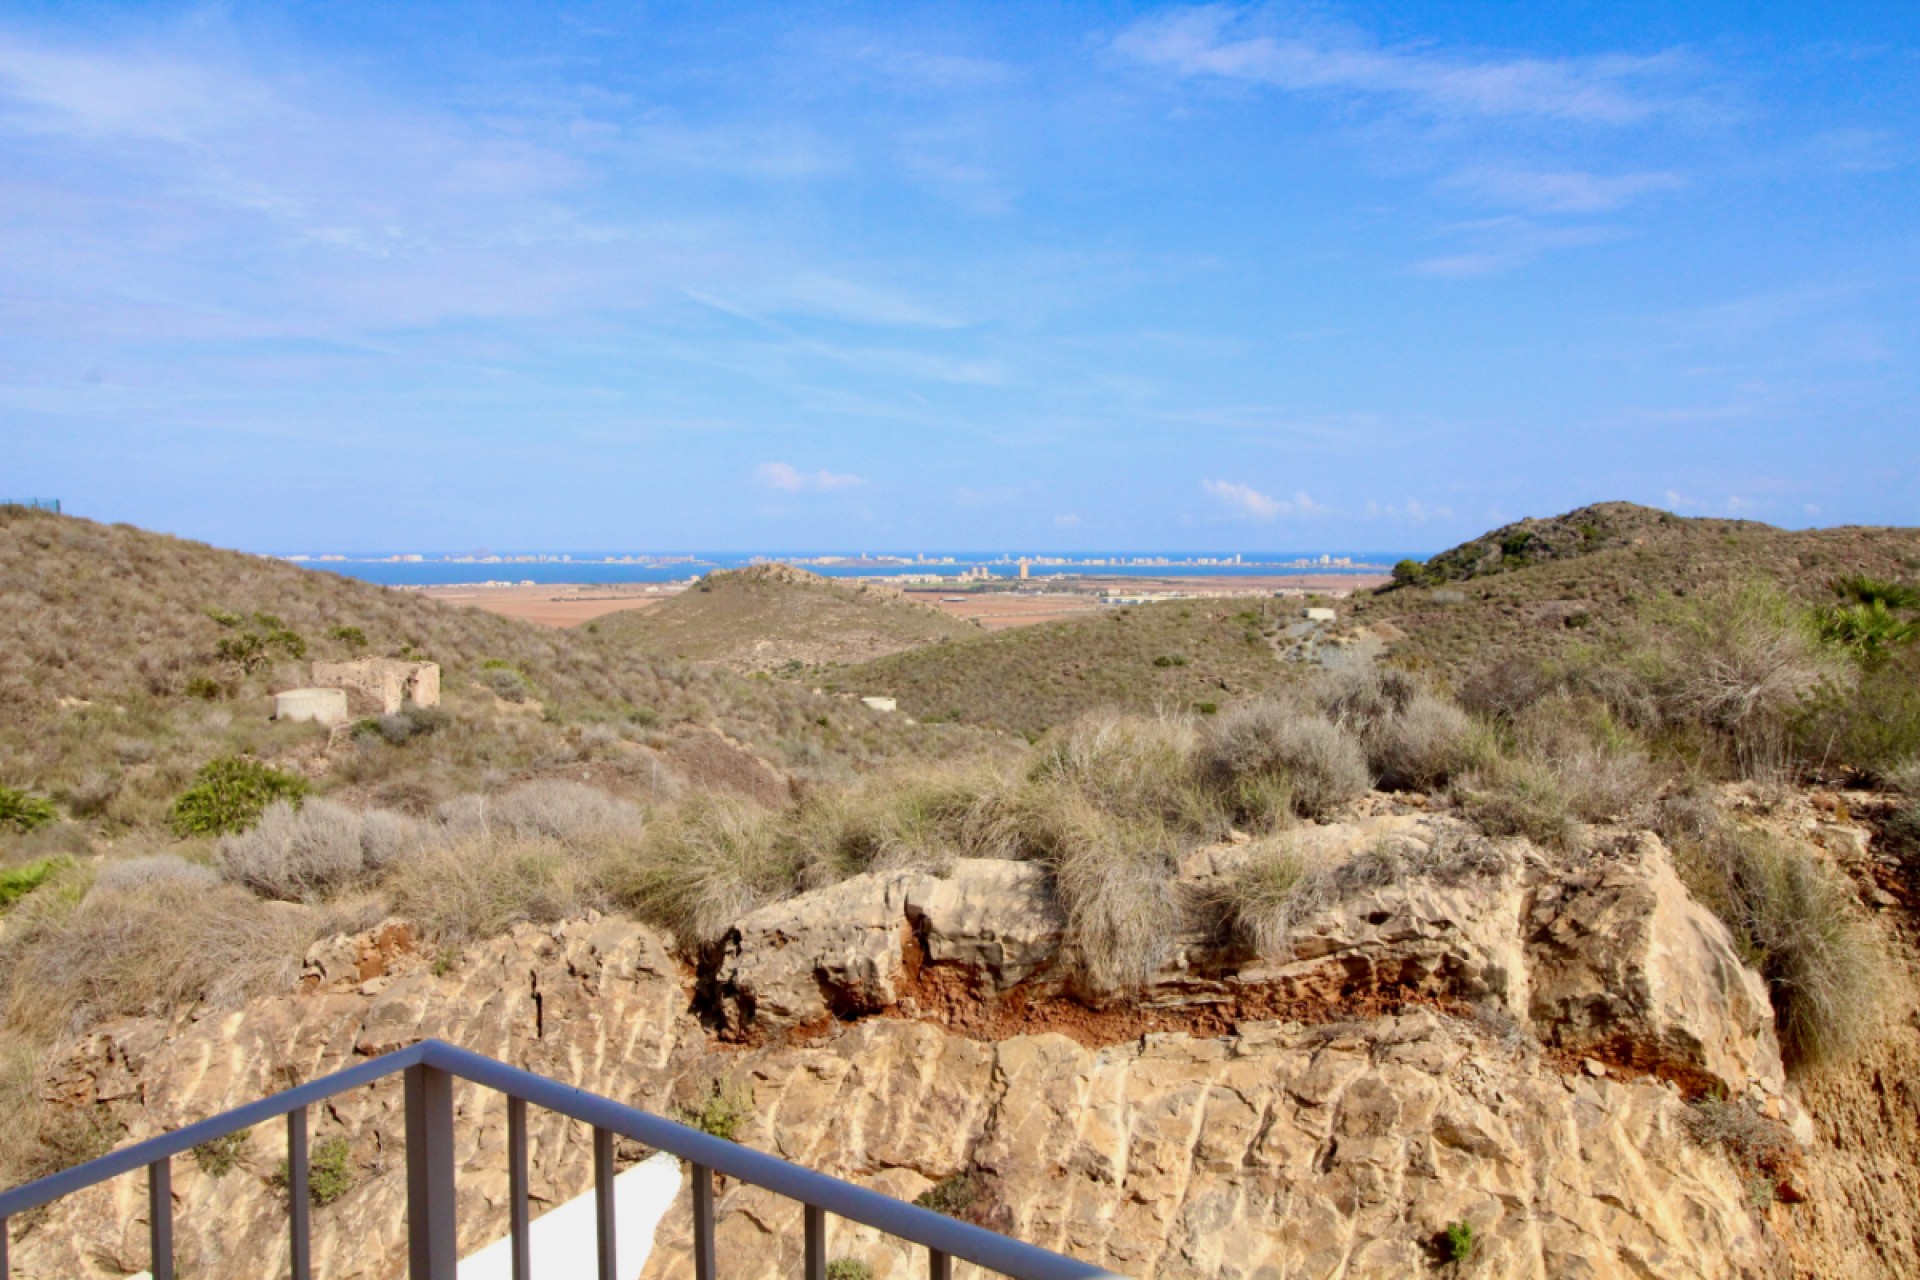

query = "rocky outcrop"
[716,816,1784,1102]
[11,912,1793,1280]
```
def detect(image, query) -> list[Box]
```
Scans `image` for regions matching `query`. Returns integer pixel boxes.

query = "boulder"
[1524,832,1784,1098]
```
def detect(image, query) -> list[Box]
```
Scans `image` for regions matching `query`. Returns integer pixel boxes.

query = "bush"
[4,878,314,1037]
[1443,1220,1475,1262]
[1510,694,1659,823]
[218,799,423,901]
[1034,793,1186,996]
[1675,826,1886,1070]
[611,794,795,947]
[1029,712,1219,833]
[1456,756,1581,851]
[0,856,72,909]
[1201,700,1368,821]
[480,664,533,704]
[1792,657,1920,781]
[1208,838,1309,956]
[915,1172,980,1218]
[168,757,310,837]
[1366,692,1486,792]
[94,855,218,894]
[678,1079,751,1141]
[327,625,368,650]
[440,780,644,849]
[192,1130,249,1177]
[826,1261,874,1280]
[279,1134,354,1205]
[0,785,57,833]
[387,835,597,943]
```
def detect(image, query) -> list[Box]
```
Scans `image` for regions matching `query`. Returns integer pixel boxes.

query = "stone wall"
[310,659,440,716]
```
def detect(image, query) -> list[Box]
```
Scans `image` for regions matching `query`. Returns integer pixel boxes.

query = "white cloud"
[1202,480,1323,520]
[1111,8,1685,124]
[1364,499,1453,521]
[1053,512,1081,527]
[1444,166,1684,214]
[756,461,864,493]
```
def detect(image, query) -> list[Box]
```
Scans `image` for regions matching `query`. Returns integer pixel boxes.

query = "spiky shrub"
[679,1078,752,1141]
[387,835,596,943]
[192,1130,249,1178]
[218,799,411,902]
[1031,792,1187,996]
[1678,827,1886,1070]
[0,785,57,834]
[1455,755,1581,852]
[1027,710,1221,834]
[611,794,796,948]
[1208,837,1309,956]
[1510,693,1659,823]
[1365,692,1487,793]
[167,757,310,837]
[3,877,314,1037]
[1200,700,1368,821]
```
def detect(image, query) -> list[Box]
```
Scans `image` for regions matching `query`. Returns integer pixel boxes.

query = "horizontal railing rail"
[0,1038,1122,1280]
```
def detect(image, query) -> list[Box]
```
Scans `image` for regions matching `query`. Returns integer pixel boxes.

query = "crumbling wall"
[311,659,440,716]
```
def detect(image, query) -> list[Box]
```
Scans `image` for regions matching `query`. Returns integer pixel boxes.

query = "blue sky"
[2,2,1915,552]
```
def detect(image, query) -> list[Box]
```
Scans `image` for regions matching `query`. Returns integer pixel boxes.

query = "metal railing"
[0,1038,1120,1280]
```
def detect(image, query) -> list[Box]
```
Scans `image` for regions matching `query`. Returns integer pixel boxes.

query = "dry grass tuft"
[1036,792,1187,996]
[1673,825,1888,1071]
[386,835,601,944]
[610,794,797,948]
[3,877,315,1038]
[1200,700,1367,822]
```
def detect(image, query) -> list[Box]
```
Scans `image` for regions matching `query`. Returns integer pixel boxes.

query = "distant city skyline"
[4,2,1916,551]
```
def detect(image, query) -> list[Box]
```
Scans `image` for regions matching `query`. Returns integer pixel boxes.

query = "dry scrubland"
[1,501,1919,1263]
[591,562,979,671]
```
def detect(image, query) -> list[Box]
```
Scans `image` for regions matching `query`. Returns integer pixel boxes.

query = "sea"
[287,552,1416,589]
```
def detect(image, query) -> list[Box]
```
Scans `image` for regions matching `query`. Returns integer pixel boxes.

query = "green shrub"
[0,856,73,909]
[825,1260,873,1280]
[192,1129,249,1177]
[0,785,58,834]
[327,625,368,649]
[183,676,224,700]
[1792,658,1920,781]
[265,628,307,660]
[1442,1220,1475,1262]
[678,1079,751,1141]
[167,757,310,837]
[915,1172,980,1218]
[205,608,243,628]
[279,1135,354,1205]
[215,631,268,672]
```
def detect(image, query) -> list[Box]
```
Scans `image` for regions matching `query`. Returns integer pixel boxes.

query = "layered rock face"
[4,815,1838,1279]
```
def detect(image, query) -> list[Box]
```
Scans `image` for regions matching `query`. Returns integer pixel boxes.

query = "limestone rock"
[1525,832,1784,1098]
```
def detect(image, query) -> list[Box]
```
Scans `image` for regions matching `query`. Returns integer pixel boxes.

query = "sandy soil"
[423,573,1388,631]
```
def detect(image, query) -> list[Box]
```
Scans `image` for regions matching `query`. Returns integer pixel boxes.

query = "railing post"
[593,1126,617,1280]
[287,1106,311,1280]
[404,1063,457,1280]
[691,1163,716,1280]
[929,1249,952,1280]
[506,1096,530,1280]
[147,1156,173,1280]
[804,1203,826,1280]
[0,1215,8,1279]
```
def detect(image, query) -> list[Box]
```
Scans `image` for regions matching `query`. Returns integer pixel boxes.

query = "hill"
[1397,500,1771,586]
[0,509,976,833]
[595,563,979,672]
[1357,514,1920,685]
[828,596,1326,735]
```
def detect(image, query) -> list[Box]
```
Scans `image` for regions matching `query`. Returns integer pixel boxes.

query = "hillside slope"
[1403,500,1771,585]
[0,509,974,830]
[596,563,978,671]
[830,597,1319,734]
[1358,516,1920,684]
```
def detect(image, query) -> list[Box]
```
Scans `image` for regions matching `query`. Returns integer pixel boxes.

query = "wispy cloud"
[1364,499,1453,521]
[1111,7,1688,124]
[1412,217,1623,277]
[756,461,864,493]
[1202,479,1324,519]
[1443,166,1684,214]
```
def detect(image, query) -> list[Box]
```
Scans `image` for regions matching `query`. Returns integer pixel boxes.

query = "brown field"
[416,583,673,627]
